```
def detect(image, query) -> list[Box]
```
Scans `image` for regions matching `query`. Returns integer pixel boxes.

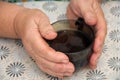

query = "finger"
[89,51,101,69]
[67,0,97,25]
[67,4,78,19]
[36,62,64,78]
[37,62,74,78]
[27,28,69,63]
[78,0,97,25]
[36,60,74,78]
[90,5,107,68]
[93,6,107,54]
[35,55,74,73]
[22,42,71,78]
[38,14,57,40]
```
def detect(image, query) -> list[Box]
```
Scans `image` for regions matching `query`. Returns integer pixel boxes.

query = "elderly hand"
[14,8,74,78]
[67,0,107,69]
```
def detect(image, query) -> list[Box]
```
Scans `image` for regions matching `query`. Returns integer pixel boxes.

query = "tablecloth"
[0,1,120,80]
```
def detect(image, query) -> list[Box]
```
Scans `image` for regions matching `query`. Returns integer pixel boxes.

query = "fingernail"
[44,30,57,39]
[66,64,75,73]
[46,30,56,35]
[62,59,69,63]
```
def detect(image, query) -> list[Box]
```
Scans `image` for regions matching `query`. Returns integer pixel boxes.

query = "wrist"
[13,8,28,39]
[0,2,27,38]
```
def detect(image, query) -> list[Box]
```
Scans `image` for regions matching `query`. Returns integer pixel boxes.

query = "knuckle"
[53,64,65,73]
[39,47,45,52]
[38,46,47,55]
[71,67,75,73]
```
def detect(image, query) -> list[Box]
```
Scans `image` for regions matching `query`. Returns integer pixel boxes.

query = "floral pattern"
[108,72,120,80]
[42,1,57,12]
[46,74,62,80]
[110,6,120,17]
[6,62,25,77]
[57,13,67,20]
[15,39,23,47]
[0,45,10,60]
[102,44,108,54]
[109,29,120,42]
[0,1,120,80]
[86,70,106,80]
[107,57,120,71]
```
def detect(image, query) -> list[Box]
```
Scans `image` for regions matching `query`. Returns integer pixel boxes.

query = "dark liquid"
[47,30,91,53]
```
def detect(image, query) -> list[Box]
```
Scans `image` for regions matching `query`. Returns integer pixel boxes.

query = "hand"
[67,0,107,69]
[14,8,75,78]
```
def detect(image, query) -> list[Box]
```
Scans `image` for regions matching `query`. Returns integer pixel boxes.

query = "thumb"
[79,0,97,25]
[38,16,57,40]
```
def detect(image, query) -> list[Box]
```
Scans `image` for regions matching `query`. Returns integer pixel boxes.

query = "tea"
[47,30,91,53]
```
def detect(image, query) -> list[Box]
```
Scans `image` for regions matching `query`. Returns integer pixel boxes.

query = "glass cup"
[46,18,95,70]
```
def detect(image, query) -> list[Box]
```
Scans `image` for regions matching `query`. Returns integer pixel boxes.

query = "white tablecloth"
[0,1,120,80]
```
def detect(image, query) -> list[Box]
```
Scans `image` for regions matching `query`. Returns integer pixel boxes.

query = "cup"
[46,18,95,70]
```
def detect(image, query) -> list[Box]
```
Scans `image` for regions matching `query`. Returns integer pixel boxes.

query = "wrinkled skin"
[14,9,74,78]
[14,0,107,78]
[67,0,107,69]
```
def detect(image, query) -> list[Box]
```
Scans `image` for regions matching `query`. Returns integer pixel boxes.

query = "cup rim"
[51,19,95,54]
